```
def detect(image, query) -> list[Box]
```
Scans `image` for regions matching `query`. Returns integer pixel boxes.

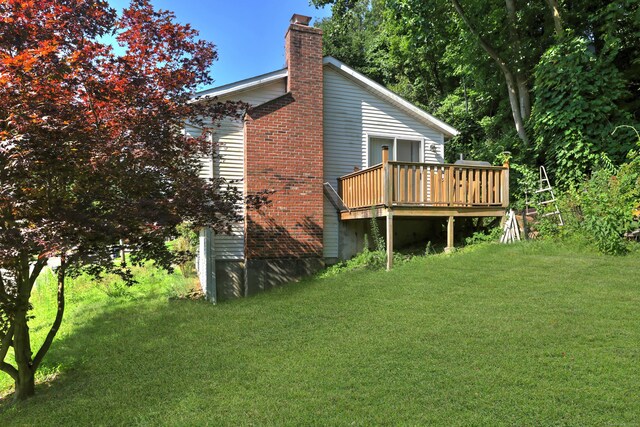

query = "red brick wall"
[244,23,324,260]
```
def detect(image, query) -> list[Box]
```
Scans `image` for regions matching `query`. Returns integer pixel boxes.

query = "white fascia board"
[322,56,460,138]
[192,68,288,101]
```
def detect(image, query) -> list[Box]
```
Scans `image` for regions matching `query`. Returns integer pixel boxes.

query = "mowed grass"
[1,242,639,426]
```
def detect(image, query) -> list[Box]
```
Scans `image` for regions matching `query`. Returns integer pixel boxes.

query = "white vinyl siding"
[323,196,339,260]
[197,79,286,260]
[323,66,446,259]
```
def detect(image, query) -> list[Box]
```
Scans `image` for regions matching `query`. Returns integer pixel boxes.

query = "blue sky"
[107,0,331,89]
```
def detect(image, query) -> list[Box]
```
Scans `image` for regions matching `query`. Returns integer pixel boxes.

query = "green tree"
[0,0,263,401]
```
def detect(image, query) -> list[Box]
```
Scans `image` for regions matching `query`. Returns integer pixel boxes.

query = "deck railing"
[338,148,509,210]
[338,164,384,209]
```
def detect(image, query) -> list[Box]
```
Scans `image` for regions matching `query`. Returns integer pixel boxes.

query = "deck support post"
[445,215,455,253]
[386,210,393,270]
[502,158,510,208]
[382,145,390,207]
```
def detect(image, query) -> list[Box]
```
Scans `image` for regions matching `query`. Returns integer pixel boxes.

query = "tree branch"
[451,0,509,73]
[545,0,564,38]
[505,0,531,120]
[29,257,48,286]
[0,325,14,362]
[32,256,65,371]
[0,325,18,381]
[451,0,529,144]
[0,362,18,381]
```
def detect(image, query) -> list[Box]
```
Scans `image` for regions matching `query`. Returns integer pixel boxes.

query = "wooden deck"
[336,146,509,269]
[338,158,509,219]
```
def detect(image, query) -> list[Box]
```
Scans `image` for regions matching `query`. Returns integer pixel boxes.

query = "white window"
[369,137,394,166]
[397,139,421,163]
[368,136,422,166]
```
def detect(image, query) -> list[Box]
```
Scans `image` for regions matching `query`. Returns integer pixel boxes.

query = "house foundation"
[244,258,325,296]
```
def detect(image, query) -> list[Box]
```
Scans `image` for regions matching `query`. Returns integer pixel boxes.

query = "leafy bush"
[532,37,635,188]
[535,131,640,254]
[579,170,637,254]
[100,279,133,299]
[508,162,539,211]
[464,226,503,246]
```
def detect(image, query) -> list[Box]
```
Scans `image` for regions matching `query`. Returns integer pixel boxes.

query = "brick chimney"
[285,14,323,94]
[243,14,325,294]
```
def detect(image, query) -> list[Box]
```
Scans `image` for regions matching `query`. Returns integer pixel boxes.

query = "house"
[190,14,509,302]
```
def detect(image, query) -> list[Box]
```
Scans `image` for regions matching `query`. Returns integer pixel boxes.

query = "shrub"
[536,138,639,254]
[169,222,199,277]
[464,226,503,246]
[527,127,640,254]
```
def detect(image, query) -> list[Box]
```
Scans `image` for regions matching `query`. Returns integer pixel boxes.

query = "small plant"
[318,207,422,278]
[464,226,502,246]
[170,222,199,277]
[167,277,204,300]
[100,278,132,299]
[509,162,540,211]
[369,208,386,252]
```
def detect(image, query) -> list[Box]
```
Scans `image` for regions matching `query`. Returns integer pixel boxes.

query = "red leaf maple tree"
[0,0,253,401]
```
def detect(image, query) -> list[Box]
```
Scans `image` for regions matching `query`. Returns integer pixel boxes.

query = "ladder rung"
[542,211,561,217]
[535,187,552,193]
[539,200,556,205]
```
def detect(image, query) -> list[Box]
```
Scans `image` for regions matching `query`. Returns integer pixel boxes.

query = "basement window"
[368,136,422,166]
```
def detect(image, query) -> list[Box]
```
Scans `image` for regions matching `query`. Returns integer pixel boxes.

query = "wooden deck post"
[382,145,391,207]
[445,215,455,253]
[386,210,393,270]
[502,158,510,208]
[382,146,394,270]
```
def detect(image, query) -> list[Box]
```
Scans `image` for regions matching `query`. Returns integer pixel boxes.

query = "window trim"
[366,133,424,167]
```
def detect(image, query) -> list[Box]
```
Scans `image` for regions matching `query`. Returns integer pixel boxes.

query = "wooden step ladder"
[528,166,564,226]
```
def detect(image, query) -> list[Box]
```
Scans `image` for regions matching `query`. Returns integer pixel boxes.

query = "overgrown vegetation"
[531,37,634,187]
[1,242,639,425]
[320,213,414,277]
[168,223,199,277]
[526,128,640,255]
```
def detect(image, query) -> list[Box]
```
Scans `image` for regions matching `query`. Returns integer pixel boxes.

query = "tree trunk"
[32,255,66,372]
[546,0,564,38]
[504,73,530,144]
[505,0,532,121]
[2,252,63,402]
[517,77,531,120]
[7,254,66,402]
[14,362,35,401]
[12,300,35,401]
[451,0,530,145]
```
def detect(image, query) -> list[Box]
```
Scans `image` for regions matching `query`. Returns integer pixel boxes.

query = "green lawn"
[1,242,639,425]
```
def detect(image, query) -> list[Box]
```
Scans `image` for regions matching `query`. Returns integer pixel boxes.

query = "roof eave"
[191,68,288,101]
